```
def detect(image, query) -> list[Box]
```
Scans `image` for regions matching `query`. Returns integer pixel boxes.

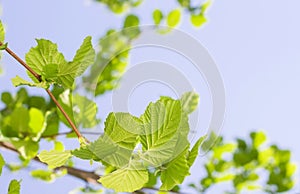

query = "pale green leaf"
[11,139,39,160]
[30,169,54,182]
[139,99,189,166]
[201,0,212,13]
[8,179,21,194]
[190,14,207,27]
[38,150,71,169]
[167,9,181,27]
[29,108,45,135]
[41,63,59,82]
[73,94,99,128]
[11,76,49,89]
[153,9,163,25]
[25,39,67,76]
[0,153,4,175]
[71,36,95,76]
[180,91,199,114]
[160,149,190,190]
[0,20,5,43]
[188,135,206,167]
[99,162,149,192]
[54,141,64,152]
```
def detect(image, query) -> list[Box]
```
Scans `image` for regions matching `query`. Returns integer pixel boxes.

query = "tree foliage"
[0,1,297,194]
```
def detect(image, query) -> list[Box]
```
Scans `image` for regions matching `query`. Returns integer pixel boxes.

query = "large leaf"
[139,99,188,166]
[38,150,71,169]
[8,179,21,194]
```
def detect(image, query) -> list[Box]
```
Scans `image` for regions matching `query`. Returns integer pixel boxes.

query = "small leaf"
[38,150,71,169]
[123,14,140,28]
[0,20,5,43]
[153,9,164,25]
[190,14,207,27]
[0,153,5,175]
[30,169,54,182]
[11,76,49,89]
[8,179,21,194]
[11,139,39,160]
[180,92,199,114]
[0,42,8,50]
[167,9,181,27]
[71,36,95,76]
[188,135,206,167]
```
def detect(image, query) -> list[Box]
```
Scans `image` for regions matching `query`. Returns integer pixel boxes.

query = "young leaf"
[99,162,149,192]
[11,139,39,160]
[167,9,181,27]
[8,179,21,194]
[38,150,71,169]
[160,149,190,190]
[73,94,99,128]
[123,14,140,28]
[153,9,164,25]
[11,76,49,89]
[71,36,95,76]
[180,91,199,114]
[190,14,207,27]
[25,39,67,76]
[187,135,206,167]
[0,153,5,175]
[30,169,54,182]
[0,20,5,43]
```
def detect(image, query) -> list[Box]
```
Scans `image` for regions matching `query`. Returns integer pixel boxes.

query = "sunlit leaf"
[167,9,181,27]
[8,179,21,194]
[38,150,71,169]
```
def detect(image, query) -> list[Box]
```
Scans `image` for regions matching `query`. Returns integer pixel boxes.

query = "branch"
[0,142,187,194]
[0,141,100,184]
[0,42,83,140]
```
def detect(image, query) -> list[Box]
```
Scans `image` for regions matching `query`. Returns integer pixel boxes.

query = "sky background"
[0,0,300,193]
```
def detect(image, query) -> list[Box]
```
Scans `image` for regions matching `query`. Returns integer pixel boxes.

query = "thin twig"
[1,42,83,139]
[42,131,103,138]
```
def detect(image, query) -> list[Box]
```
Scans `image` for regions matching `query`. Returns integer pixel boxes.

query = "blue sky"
[0,0,300,193]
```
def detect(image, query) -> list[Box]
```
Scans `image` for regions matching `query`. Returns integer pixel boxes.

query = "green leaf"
[153,9,164,25]
[201,0,212,13]
[139,99,188,166]
[73,94,99,128]
[0,153,5,175]
[41,63,59,82]
[160,149,190,190]
[167,9,181,27]
[250,131,267,148]
[99,162,149,192]
[38,150,71,169]
[11,139,39,160]
[180,92,199,114]
[8,179,21,194]
[123,14,140,28]
[11,76,49,89]
[30,169,54,182]
[72,146,99,161]
[29,108,45,136]
[54,141,64,152]
[87,112,141,167]
[71,36,95,76]
[188,135,206,167]
[1,92,13,105]
[190,14,207,27]
[25,39,67,76]
[0,20,5,43]
[0,42,8,50]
